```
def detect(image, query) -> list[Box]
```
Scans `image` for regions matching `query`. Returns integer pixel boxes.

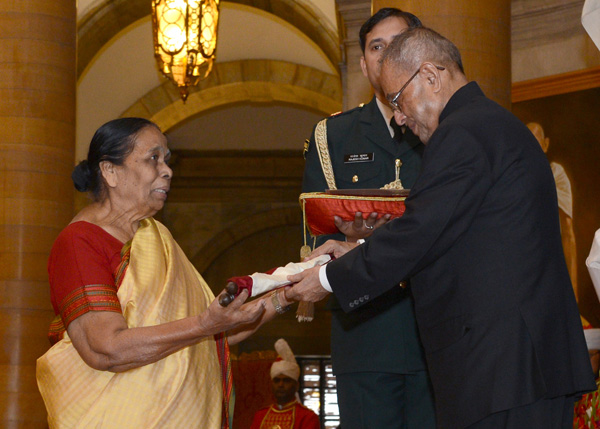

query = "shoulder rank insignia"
[329,102,364,118]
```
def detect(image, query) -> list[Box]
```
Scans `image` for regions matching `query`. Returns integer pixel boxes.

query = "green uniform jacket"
[302,96,427,374]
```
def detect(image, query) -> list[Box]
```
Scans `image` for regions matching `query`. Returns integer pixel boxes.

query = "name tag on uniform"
[344,153,374,163]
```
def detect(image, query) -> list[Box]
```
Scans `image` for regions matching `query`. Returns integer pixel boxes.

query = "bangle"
[271,290,291,314]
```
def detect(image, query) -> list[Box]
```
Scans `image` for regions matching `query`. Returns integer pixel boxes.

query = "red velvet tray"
[299,190,409,236]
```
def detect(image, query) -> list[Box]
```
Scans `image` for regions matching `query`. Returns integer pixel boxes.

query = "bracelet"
[271,290,291,314]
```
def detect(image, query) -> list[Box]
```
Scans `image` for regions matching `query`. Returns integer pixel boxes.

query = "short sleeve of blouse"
[48,222,124,327]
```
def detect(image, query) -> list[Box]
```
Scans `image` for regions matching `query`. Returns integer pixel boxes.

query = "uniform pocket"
[336,162,385,188]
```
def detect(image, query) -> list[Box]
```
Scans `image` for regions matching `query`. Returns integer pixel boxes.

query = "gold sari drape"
[37,218,223,428]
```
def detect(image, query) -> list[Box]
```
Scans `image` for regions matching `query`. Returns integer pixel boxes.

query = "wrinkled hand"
[335,211,391,243]
[200,290,266,336]
[286,266,330,303]
[305,239,358,261]
[226,286,293,345]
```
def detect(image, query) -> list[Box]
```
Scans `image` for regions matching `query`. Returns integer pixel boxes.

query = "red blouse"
[47,221,125,340]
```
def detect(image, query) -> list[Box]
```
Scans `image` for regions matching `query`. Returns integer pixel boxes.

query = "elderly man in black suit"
[287,27,596,428]
[301,8,434,429]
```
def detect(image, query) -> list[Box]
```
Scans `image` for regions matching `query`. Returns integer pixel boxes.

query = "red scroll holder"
[299,189,409,237]
[218,189,409,308]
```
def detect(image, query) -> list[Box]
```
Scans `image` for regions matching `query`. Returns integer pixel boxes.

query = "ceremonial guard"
[250,339,319,429]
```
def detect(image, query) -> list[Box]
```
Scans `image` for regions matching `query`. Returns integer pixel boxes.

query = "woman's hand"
[67,289,265,373]
[226,287,293,345]
[200,290,266,336]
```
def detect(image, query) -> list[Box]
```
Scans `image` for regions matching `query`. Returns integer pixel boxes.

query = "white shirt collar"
[375,96,395,138]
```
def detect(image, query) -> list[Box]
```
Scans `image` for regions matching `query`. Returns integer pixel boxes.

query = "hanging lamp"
[151,0,220,102]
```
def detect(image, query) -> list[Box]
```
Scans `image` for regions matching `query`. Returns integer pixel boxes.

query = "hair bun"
[71,160,92,192]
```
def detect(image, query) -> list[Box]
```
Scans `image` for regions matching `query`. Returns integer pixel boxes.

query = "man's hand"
[286,266,330,303]
[305,239,358,260]
[335,211,391,242]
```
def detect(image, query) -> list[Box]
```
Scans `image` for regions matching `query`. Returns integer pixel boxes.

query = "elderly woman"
[36,118,292,428]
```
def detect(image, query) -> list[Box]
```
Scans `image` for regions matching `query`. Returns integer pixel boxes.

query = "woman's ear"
[99,161,118,188]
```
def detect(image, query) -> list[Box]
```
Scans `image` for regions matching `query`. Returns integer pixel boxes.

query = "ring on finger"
[364,221,374,230]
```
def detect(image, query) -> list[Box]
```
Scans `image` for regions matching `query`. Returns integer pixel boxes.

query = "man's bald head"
[378,27,469,144]
[380,27,465,77]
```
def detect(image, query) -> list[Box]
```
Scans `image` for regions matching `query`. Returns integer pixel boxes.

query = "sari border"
[49,284,122,345]
[59,284,122,326]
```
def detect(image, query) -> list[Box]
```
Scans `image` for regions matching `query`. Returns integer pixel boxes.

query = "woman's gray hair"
[72,118,161,201]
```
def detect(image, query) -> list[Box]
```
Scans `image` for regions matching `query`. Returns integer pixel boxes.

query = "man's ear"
[360,56,368,78]
[99,161,118,188]
[421,62,443,93]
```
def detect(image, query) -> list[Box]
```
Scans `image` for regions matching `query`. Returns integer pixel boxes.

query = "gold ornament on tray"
[380,159,404,190]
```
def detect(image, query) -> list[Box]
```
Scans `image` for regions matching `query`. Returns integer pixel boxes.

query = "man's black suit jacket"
[326,83,596,427]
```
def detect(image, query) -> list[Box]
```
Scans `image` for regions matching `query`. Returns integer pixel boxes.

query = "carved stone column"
[336,0,373,110]
[0,1,76,426]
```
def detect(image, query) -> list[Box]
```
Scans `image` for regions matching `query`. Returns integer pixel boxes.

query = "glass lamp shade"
[152,0,220,101]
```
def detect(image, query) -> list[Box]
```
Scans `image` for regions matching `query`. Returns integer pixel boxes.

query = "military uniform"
[302,96,435,428]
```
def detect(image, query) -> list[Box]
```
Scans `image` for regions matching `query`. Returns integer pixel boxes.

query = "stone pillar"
[0,1,76,427]
[372,0,511,108]
[336,0,373,110]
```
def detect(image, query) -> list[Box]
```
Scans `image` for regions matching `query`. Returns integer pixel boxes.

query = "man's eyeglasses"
[389,65,446,111]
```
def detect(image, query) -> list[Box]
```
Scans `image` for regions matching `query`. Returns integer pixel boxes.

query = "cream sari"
[37,218,226,428]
